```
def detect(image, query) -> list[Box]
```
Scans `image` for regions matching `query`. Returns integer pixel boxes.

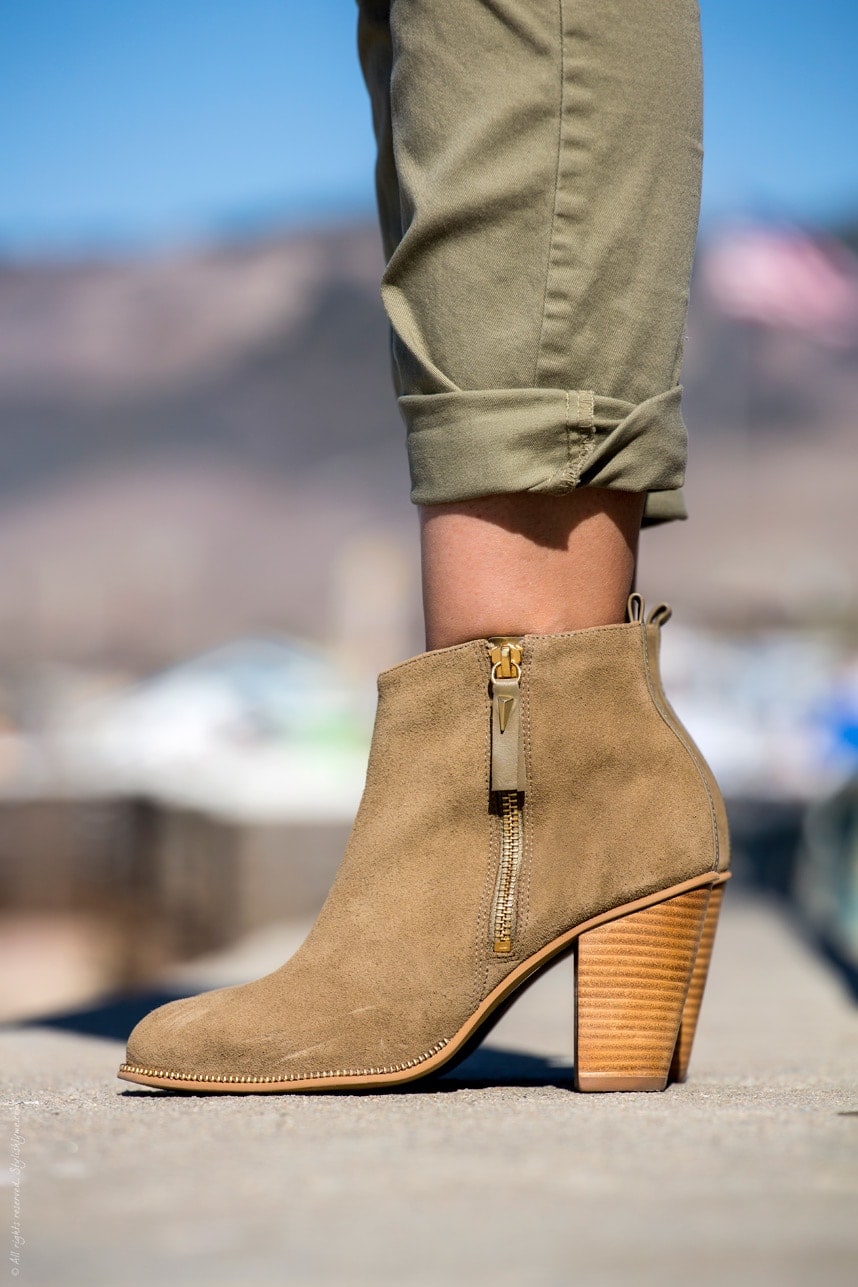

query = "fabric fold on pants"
[403,386,688,522]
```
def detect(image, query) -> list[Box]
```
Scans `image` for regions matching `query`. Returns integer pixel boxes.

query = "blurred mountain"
[0,226,420,671]
[0,221,857,674]
[0,226,405,494]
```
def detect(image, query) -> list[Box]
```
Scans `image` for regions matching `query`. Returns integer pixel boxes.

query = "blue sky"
[1,0,856,254]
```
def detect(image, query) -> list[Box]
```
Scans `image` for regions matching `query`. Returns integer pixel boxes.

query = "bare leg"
[420,489,644,650]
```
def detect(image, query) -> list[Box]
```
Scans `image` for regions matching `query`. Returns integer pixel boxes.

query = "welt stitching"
[639,625,720,872]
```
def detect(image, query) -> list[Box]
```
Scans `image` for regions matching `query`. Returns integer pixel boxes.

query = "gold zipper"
[488,639,525,954]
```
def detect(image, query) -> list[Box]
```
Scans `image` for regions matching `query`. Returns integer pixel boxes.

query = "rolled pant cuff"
[402,386,688,521]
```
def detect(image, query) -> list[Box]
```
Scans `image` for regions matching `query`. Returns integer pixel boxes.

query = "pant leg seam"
[532,0,566,388]
[542,387,597,493]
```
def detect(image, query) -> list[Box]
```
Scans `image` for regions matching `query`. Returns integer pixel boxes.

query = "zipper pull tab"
[488,639,525,793]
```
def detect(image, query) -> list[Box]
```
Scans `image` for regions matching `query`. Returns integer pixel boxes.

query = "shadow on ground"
[8,990,195,1041]
[435,1046,574,1089]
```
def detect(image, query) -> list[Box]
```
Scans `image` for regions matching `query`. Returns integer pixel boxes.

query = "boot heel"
[669,885,724,1083]
[574,886,713,1092]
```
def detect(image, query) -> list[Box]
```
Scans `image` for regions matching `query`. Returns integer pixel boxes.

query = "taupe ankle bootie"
[120,595,729,1094]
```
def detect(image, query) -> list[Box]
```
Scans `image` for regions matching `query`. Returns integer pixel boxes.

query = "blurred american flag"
[702,224,858,345]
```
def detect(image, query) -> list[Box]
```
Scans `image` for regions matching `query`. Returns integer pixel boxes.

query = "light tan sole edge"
[118,870,730,1095]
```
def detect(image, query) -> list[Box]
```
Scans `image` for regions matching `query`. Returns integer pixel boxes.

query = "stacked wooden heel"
[575,882,726,1092]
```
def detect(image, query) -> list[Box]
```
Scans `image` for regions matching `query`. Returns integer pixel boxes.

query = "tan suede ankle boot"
[119,595,729,1094]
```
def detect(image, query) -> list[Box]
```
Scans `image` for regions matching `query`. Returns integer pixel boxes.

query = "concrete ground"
[2,893,857,1287]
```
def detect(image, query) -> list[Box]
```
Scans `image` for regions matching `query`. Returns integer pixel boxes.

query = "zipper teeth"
[492,789,523,953]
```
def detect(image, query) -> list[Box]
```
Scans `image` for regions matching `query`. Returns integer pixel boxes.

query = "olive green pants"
[357,0,702,523]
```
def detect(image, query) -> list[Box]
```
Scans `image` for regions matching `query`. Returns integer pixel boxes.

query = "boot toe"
[125,990,228,1078]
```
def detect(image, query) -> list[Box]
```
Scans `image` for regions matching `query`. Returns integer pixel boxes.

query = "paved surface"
[2,894,857,1287]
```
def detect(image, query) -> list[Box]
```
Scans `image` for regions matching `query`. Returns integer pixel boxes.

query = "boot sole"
[118,869,729,1095]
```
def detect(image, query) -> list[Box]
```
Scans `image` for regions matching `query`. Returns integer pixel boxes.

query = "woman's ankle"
[419,489,645,649]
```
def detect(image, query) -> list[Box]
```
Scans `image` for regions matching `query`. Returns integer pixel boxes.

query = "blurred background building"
[1,0,858,1019]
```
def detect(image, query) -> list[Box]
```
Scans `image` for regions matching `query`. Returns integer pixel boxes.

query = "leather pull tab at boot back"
[488,640,525,792]
[626,593,672,629]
